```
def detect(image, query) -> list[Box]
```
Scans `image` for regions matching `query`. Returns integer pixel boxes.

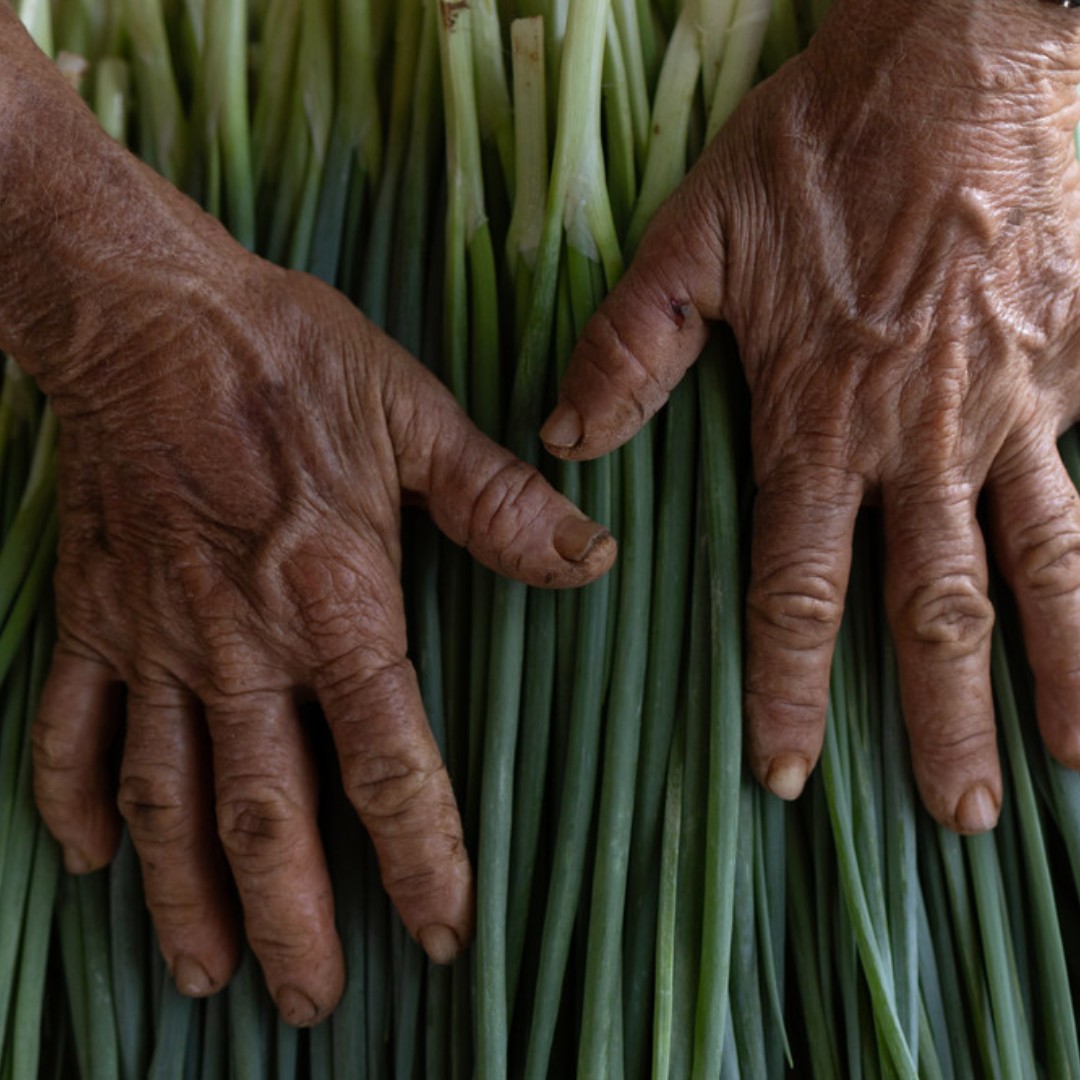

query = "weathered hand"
[0,11,615,1018]
[542,0,1080,832]
[28,250,614,1024]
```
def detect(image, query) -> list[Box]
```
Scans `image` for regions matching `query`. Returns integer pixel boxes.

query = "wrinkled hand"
[30,241,614,1024]
[542,0,1080,833]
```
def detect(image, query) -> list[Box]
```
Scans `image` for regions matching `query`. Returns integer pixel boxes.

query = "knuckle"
[748,565,844,651]
[383,861,447,905]
[1012,520,1080,600]
[143,889,206,928]
[117,769,192,843]
[579,309,666,418]
[899,574,994,656]
[31,714,76,774]
[284,549,398,658]
[217,789,301,865]
[915,715,996,762]
[247,927,318,968]
[345,755,442,824]
[466,459,548,565]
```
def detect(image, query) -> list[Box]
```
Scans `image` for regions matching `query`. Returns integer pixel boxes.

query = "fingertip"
[540,400,583,455]
[418,923,465,965]
[953,782,1000,834]
[550,516,618,583]
[172,954,216,998]
[1045,721,1080,773]
[62,844,114,875]
[276,985,325,1028]
[763,753,810,801]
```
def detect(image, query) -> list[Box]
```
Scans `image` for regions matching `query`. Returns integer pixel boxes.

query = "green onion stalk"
[8,0,1080,1075]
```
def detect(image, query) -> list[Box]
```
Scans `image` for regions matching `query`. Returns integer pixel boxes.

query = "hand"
[542,0,1080,833]
[28,234,614,1024]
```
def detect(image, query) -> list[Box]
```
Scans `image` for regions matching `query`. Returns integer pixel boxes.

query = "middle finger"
[883,467,1001,833]
[209,686,343,1026]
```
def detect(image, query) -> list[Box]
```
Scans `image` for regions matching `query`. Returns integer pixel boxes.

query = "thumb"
[541,157,728,460]
[384,347,617,588]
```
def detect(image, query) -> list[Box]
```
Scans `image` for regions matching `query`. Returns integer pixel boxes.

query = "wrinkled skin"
[0,9,614,1025]
[545,1,1080,833]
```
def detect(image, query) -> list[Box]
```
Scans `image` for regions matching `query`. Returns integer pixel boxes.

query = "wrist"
[806,0,1080,142]
[821,0,1080,81]
[0,8,243,411]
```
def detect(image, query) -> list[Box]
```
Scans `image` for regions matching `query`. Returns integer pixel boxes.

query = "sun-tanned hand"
[544,0,1080,834]
[0,9,614,1025]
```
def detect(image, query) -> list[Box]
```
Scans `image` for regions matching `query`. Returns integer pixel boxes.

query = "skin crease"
[0,8,616,1025]
[544,0,1080,837]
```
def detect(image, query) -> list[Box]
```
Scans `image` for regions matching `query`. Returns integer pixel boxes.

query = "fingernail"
[173,954,213,996]
[63,848,93,875]
[277,985,321,1027]
[540,401,583,450]
[419,924,462,965]
[554,516,610,563]
[765,754,809,801]
[955,783,999,833]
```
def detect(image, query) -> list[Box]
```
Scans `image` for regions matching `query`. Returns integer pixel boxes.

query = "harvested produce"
[0,0,1078,1077]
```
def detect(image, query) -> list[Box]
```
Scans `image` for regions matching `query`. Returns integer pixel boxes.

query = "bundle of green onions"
[1,0,1080,1076]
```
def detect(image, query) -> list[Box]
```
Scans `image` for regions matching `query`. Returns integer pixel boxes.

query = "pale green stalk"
[820,694,916,1076]
[125,0,189,185]
[17,0,54,56]
[753,787,793,1074]
[787,809,843,1077]
[307,0,384,285]
[668,516,711,1079]
[505,17,548,279]
[627,2,701,249]
[967,833,1037,1079]
[691,347,743,1080]
[577,428,654,1078]
[359,0,423,317]
[916,886,960,1080]
[935,828,1002,1077]
[622,374,696,1077]
[507,0,619,451]
[470,0,515,196]
[706,0,773,140]
[652,725,684,1080]
[992,629,1080,1078]
[730,776,768,1078]
[523,458,613,1080]
[436,0,488,405]
[285,0,334,269]
[699,0,737,112]
[338,0,383,184]
[881,643,919,1063]
[611,0,651,163]
[10,824,59,1080]
[760,0,802,74]
[79,873,121,1079]
[202,0,255,248]
[603,11,637,234]
[95,60,130,145]
[251,0,301,190]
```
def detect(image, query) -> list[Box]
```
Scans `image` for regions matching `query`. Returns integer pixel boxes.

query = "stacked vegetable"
[1,0,1079,1076]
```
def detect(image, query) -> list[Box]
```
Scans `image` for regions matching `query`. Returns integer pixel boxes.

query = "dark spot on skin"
[1007,207,1023,227]
[669,299,691,329]
[441,0,469,29]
